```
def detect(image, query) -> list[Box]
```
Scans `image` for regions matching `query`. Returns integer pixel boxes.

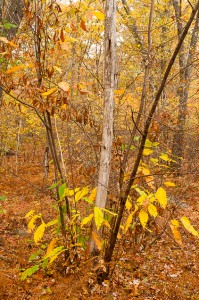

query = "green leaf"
[21,264,40,280]
[28,250,42,261]
[94,207,104,230]
[58,183,66,200]
[42,258,48,269]
[155,187,167,209]
[48,181,61,190]
[0,195,7,201]
[43,246,64,260]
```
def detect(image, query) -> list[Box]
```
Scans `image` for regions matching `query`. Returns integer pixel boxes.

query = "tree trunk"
[89,0,117,257]
[172,1,199,174]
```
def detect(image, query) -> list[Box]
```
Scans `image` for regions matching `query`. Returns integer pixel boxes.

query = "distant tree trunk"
[0,0,25,104]
[89,0,117,257]
[172,1,199,174]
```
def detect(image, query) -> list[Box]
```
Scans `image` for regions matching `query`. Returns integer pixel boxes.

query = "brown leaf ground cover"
[0,155,198,300]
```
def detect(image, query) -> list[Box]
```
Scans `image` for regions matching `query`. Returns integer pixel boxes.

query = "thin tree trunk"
[89,0,117,257]
[172,1,199,173]
[105,0,199,263]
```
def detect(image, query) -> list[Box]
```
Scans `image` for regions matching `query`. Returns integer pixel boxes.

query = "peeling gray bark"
[90,0,117,256]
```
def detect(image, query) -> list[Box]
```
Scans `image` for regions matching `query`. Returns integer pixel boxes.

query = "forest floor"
[0,154,198,300]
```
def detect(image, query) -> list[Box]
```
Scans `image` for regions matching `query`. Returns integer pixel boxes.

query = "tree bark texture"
[105,0,199,263]
[90,0,117,256]
[172,1,199,173]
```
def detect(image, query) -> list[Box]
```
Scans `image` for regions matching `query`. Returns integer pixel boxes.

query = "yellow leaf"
[143,148,154,156]
[41,87,57,97]
[46,239,57,255]
[171,219,179,227]
[53,66,62,73]
[28,214,41,232]
[75,186,89,201]
[6,64,28,74]
[148,203,158,217]
[137,194,147,206]
[93,11,105,21]
[81,213,93,227]
[58,81,70,92]
[92,231,102,250]
[125,197,132,210]
[34,222,46,243]
[124,212,133,233]
[8,41,18,47]
[94,207,104,230]
[164,181,176,187]
[103,219,111,229]
[142,167,150,175]
[46,219,58,227]
[25,210,35,219]
[139,210,148,228]
[155,187,167,209]
[170,224,182,245]
[88,187,97,202]
[181,216,199,237]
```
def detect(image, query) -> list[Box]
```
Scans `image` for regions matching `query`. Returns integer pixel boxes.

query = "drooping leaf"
[81,213,93,227]
[46,239,57,255]
[28,214,41,232]
[21,264,40,280]
[148,203,158,217]
[92,231,102,250]
[94,207,104,230]
[58,81,70,92]
[181,216,199,237]
[41,87,57,97]
[155,187,167,209]
[139,210,148,228]
[34,222,46,243]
